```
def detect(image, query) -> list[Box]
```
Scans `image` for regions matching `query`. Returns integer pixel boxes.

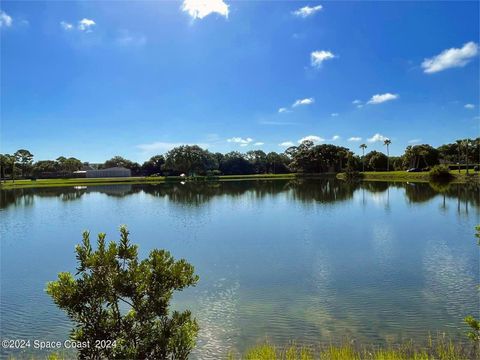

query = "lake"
[0,178,479,358]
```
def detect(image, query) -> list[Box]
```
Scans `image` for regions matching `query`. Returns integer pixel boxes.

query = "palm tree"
[384,139,391,171]
[456,140,462,174]
[463,139,471,175]
[360,144,367,172]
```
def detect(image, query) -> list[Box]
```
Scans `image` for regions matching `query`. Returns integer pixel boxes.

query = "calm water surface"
[0,179,479,358]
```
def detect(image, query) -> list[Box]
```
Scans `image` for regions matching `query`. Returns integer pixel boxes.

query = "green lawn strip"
[1,171,478,190]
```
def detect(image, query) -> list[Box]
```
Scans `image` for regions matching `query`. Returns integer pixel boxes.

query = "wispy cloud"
[367,133,388,143]
[422,42,478,74]
[298,135,324,144]
[292,5,323,18]
[61,18,96,32]
[0,10,13,28]
[408,139,421,144]
[311,50,335,68]
[227,137,253,146]
[367,93,398,105]
[279,141,295,147]
[253,142,264,146]
[330,135,341,141]
[348,137,362,142]
[278,107,290,113]
[331,113,339,117]
[60,21,73,30]
[292,97,314,107]
[115,30,146,47]
[465,103,475,109]
[78,18,96,32]
[352,99,364,108]
[182,0,229,20]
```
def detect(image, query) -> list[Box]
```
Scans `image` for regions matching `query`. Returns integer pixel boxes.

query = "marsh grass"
[228,334,478,360]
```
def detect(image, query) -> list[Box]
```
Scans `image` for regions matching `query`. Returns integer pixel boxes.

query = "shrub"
[46,226,199,359]
[429,165,453,182]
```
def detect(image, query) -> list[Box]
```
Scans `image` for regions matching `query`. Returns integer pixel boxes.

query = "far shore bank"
[0,170,478,190]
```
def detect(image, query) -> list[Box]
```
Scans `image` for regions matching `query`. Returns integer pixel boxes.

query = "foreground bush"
[429,165,453,182]
[46,226,199,360]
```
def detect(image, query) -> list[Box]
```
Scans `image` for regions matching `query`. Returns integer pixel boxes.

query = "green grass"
[337,170,478,183]
[228,336,478,360]
[1,170,477,190]
[0,173,302,189]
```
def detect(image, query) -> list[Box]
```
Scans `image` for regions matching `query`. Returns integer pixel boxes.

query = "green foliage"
[403,144,439,169]
[103,156,141,175]
[234,336,477,360]
[364,151,388,171]
[141,155,165,176]
[220,151,254,175]
[164,145,217,175]
[429,165,453,182]
[46,226,199,359]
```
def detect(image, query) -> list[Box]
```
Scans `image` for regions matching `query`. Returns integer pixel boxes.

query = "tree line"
[1,137,478,180]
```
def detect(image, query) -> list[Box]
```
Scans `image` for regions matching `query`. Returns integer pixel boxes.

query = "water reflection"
[1,179,478,215]
[0,178,478,358]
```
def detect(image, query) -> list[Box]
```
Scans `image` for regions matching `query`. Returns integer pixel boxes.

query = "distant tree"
[245,150,267,174]
[0,154,9,181]
[32,160,59,176]
[164,146,216,176]
[402,145,439,169]
[142,155,165,176]
[220,152,254,175]
[266,152,290,174]
[364,151,388,171]
[103,156,141,175]
[383,139,392,171]
[359,144,367,172]
[14,149,34,178]
[46,226,199,359]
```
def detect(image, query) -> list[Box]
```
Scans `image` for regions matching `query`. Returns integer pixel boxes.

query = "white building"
[86,167,131,178]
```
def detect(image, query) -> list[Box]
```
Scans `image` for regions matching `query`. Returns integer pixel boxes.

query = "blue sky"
[1,1,479,162]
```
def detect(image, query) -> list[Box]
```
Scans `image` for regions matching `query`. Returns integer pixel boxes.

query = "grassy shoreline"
[0,171,478,190]
[337,170,478,183]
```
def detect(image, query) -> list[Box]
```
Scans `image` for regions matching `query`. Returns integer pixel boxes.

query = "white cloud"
[465,103,475,109]
[115,30,146,47]
[60,21,73,30]
[422,42,478,74]
[292,97,314,107]
[367,133,388,143]
[279,141,295,147]
[292,5,323,18]
[78,18,96,32]
[367,93,398,105]
[0,10,13,27]
[331,113,339,117]
[311,50,335,68]
[182,0,229,20]
[408,139,421,144]
[253,142,264,146]
[227,137,253,145]
[330,135,340,141]
[352,99,362,105]
[348,137,362,142]
[278,107,289,113]
[298,135,324,144]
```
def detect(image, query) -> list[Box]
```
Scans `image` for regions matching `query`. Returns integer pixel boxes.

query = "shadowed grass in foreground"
[227,336,478,360]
